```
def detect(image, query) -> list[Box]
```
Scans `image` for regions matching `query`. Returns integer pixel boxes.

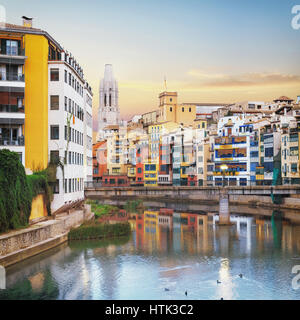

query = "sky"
[2,0,300,134]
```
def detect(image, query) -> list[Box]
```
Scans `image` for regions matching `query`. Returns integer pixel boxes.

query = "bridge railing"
[85,180,300,189]
[85,181,103,189]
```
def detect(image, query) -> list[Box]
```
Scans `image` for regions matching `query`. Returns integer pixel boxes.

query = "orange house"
[93,141,108,182]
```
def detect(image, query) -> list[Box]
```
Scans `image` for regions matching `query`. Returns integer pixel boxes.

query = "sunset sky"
[3,0,300,133]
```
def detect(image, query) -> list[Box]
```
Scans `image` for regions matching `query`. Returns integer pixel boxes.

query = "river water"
[1,200,300,300]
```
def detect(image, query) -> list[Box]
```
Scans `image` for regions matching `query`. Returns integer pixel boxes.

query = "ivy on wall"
[0,149,54,233]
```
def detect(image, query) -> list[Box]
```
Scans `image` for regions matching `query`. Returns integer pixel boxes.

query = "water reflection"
[1,204,300,300]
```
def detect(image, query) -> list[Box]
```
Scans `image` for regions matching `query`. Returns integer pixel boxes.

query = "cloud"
[184,70,300,90]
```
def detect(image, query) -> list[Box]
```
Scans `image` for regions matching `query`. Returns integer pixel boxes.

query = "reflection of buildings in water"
[217,226,231,255]
[49,251,92,299]
[196,215,209,254]
[136,214,144,249]
[217,258,234,300]
[281,224,294,253]
[6,243,71,289]
[256,217,273,252]
[144,210,160,253]
[271,211,283,249]
[231,216,253,253]
[28,272,45,292]
[172,212,182,252]
[158,225,172,253]
[128,219,136,231]
[291,226,300,252]
[158,215,173,228]
[180,213,198,254]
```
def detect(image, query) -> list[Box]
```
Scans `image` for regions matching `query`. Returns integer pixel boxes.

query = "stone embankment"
[0,205,94,267]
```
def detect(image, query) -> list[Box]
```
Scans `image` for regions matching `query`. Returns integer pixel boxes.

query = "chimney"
[22,16,33,28]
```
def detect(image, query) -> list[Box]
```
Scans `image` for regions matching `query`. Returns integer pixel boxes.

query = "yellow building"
[144,210,160,248]
[157,91,197,126]
[0,21,93,213]
[0,23,62,170]
[144,163,158,187]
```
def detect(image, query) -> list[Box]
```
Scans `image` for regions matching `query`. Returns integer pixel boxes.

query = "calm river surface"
[1,200,300,300]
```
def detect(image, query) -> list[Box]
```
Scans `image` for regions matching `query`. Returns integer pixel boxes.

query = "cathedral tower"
[97,64,120,140]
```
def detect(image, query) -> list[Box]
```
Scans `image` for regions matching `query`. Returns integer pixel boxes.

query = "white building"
[84,82,93,183]
[97,64,120,140]
[48,51,93,211]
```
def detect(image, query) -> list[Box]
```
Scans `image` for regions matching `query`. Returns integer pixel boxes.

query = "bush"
[0,149,53,233]
[0,149,32,232]
[86,200,120,218]
[68,222,131,240]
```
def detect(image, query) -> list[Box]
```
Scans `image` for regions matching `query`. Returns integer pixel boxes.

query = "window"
[64,70,67,83]
[189,108,191,112]
[50,125,59,140]
[182,107,184,112]
[64,96,67,111]
[290,146,299,156]
[6,40,18,55]
[250,151,259,158]
[170,107,172,112]
[290,133,298,143]
[50,95,59,110]
[50,68,59,81]
[65,179,67,193]
[265,147,273,158]
[291,163,298,173]
[53,179,60,194]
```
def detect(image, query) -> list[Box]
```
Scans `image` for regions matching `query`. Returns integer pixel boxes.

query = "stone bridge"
[85,185,300,225]
[84,185,300,199]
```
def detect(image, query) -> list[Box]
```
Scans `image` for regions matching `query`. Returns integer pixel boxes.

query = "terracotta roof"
[0,23,63,50]
[274,96,294,102]
[3,23,43,32]
[181,103,229,106]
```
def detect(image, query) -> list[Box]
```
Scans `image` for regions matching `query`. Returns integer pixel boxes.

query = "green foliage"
[0,270,59,300]
[124,199,144,213]
[0,149,54,233]
[86,200,119,218]
[0,149,32,232]
[68,222,131,240]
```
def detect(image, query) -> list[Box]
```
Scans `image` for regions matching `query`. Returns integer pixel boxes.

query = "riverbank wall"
[0,205,94,268]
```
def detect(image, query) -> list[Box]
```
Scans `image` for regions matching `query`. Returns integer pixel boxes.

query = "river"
[1,200,300,300]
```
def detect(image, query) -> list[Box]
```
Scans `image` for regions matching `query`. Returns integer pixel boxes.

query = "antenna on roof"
[22,16,33,28]
[164,76,167,91]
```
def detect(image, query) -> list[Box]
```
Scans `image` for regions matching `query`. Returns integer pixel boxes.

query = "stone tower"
[97,64,120,140]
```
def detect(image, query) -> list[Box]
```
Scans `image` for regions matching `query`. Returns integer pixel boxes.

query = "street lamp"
[220,164,228,187]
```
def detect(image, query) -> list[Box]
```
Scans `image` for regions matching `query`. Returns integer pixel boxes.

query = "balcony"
[0,48,25,57]
[0,49,26,65]
[0,72,25,82]
[0,104,24,113]
[0,136,24,146]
